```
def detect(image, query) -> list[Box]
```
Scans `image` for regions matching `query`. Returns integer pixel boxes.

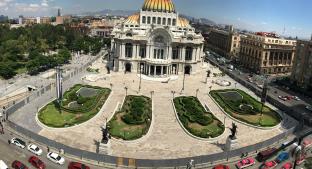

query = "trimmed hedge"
[210,89,281,127]
[174,96,224,138]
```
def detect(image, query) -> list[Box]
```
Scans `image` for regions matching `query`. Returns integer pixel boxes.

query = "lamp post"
[196,89,199,97]
[234,82,237,89]
[150,91,154,100]
[171,91,176,99]
[124,86,128,96]
[182,62,186,91]
[139,64,143,92]
[109,83,113,90]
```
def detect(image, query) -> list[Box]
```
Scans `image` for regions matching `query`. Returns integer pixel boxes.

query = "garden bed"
[108,95,152,140]
[173,96,224,138]
[38,84,111,128]
[210,89,281,127]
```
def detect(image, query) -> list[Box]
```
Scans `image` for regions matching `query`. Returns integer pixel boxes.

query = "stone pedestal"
[225,136,238,151]
[98,141,111,155]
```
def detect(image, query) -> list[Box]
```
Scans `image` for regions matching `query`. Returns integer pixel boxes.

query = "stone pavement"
[34,58,297,159]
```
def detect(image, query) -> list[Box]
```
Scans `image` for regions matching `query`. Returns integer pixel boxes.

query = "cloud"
[0,0,13,7]
[41,0,48,7]
[261,22,267,25]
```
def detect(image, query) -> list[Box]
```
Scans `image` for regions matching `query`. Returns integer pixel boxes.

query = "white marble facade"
[110,0,205,77]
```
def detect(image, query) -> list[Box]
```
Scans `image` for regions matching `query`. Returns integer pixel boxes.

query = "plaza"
[8,55,297,160]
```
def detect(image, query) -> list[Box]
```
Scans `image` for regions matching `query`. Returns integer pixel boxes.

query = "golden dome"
[142,0,176,13]
[124,13,140,25]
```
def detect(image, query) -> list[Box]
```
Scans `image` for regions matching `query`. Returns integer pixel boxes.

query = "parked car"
[47,152,65,165]
[213,164,230,169]
[27,144,43,156]
[281,162,292,169]
[68,162,90,169]
[256,148,277,162]
[28,156,45,169]
[0,160,9,169]
[276,152,289,163]
[293,96,301,101]
[295,155,305,165]
[278,96,287,101]
[236,157,255,169]
[259,160,277,169]
[10,138,26,149]
[306,106,312,111]
[11,161,28,169]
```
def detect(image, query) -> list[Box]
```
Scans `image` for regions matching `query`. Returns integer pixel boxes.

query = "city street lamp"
[234,82,237,89]
[124,86,128,96]
[171,91,176,99]
[139,64,144,92]
[196,89,199,97]
[150,91,154,100]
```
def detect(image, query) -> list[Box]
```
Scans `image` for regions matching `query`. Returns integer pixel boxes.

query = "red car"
[281,162,292,169]
[28,156,46,169]
[260,160,277,169]
[213,164,230,169]
[68,162,90,169]
[12,160,28,169]
[236,157,255,169]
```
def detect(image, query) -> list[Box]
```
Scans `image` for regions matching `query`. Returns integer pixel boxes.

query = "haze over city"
[0,0,311,38]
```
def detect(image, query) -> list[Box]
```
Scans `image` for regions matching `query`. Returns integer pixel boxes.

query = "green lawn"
[210,89,281,127]
[173,96,224,138]
[108,95,152,140]
[38,84,111,128]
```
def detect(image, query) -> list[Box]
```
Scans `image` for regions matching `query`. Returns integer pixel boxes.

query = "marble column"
[121,43,125,59]
[182,47,186,61]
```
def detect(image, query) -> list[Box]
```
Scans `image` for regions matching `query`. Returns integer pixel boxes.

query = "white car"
[27,144,43,156]
[293,96,301,101]
[0,160,9,169]
[306,106,312,111]
[10,138,26,149]
[47,152,65,165]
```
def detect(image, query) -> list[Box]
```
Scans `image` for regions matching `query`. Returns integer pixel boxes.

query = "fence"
[3,52,298,168]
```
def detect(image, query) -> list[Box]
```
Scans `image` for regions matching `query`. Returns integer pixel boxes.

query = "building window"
[147,17,151,24]
[172,19,176,26]
[157,17,161,24]
[142,16,146,24]
[125,43,133,58]
[152,17,156,24]
[162,18,166,25]
[185,47,193,60]
[172,47,180,59]
[167,18,171,25]
[139,45,146,58]
[154,49,165,59]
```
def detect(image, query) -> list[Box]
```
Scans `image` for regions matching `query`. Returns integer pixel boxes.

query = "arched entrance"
[125,63,132,73]
[184,65,191,75]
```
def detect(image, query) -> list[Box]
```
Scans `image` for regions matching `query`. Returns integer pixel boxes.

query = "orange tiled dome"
[142,0,175,13]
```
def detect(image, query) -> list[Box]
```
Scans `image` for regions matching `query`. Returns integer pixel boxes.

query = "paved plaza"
[10,57,297,159]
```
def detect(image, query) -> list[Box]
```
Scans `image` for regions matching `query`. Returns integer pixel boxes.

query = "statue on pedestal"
[101,125,110,144]
[229,122,238,140]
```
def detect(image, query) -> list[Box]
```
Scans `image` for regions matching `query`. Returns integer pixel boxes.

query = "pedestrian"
[8,139,10,144]
[47,146,50,152]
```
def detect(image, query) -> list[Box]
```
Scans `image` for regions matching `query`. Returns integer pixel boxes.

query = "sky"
[0,0,311,39]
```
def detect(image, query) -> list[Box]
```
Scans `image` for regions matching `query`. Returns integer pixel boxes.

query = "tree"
[0,63,16,79]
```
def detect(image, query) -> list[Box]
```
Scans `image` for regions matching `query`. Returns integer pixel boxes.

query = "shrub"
[77,96,88,104]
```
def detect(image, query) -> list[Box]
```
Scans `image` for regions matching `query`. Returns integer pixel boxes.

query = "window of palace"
[139,45,146,58]
[172,47,180,59]
[157,17,161,24]
[185,47,193,60]
[125,43,133,58]
[147,16,151,24]
[172,19,176,26]
[167,18,171,25]
[152,17,156,24]
[154,49,165,59]
[142,16,146,24]
[162,18,166,25]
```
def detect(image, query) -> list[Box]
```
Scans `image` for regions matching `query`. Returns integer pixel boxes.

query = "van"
[256,148,277,162]
[0,160,8,169]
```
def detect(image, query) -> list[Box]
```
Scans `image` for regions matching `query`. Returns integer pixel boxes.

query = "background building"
[206,25,241,61]
[291,39,312,88]
[240,32,296,74]
[110,0,205,76]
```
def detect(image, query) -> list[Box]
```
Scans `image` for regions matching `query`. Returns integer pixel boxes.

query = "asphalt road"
[0,126,104,169]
